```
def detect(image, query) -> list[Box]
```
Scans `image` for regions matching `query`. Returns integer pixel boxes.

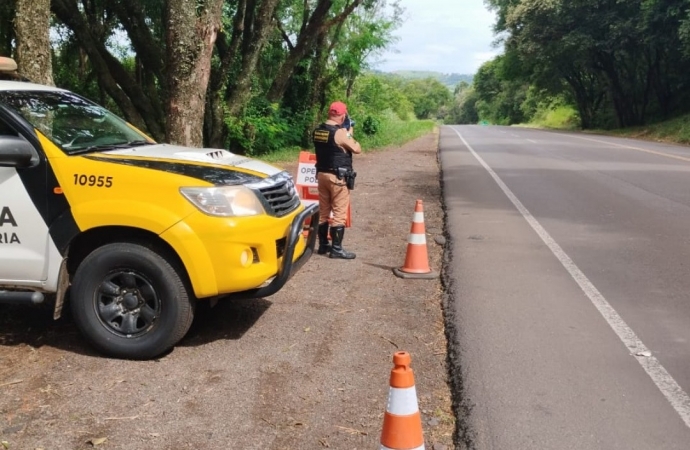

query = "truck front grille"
[254,172,301,217]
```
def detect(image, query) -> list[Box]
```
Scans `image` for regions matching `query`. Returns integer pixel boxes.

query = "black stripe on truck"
[83,156,263,185]
[0,105,79,255]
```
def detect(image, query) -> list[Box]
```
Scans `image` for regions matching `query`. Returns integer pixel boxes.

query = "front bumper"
[220,203,319,300]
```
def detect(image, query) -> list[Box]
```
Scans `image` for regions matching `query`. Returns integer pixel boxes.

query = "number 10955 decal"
[73,174,113,188]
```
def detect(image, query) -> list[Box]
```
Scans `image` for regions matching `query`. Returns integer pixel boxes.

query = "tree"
[223,0,282,118]
[332,0,402,99]
[51,0,166,141]
[489,0,690,129]
[266,0,365,103]
[681,0,690,56]
[222,0,404,152]
[5,0,411,154]
[472,57,527,125]
[503,0,605,128]
[449,82,479,124]
[14,0,54,85]
[165,0,224,147]
[401,78,451,119]
[641,0,690,118]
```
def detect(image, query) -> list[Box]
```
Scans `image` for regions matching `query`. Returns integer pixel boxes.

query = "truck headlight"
[180,186,265,217]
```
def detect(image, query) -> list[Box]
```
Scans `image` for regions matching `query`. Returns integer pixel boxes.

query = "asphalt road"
[440,125,690,449]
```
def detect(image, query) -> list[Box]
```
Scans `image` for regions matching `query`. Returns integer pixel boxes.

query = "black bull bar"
[221,202,319,301]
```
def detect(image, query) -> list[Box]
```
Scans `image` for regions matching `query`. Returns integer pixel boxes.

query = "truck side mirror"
[0,136,36,168]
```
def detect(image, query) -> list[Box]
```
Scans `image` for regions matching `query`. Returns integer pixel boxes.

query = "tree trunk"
[111,0,165,81]
[651,49,673,118]
[596,50,651,128]
[205,91,226,149]
[563,68,604,130]
[266,0,364,103]
[52,0,166,141]
[224,0,281,118]
[14,0,53,85]
[165,0,224,147]
[205,0,248,149]
[266,0,333,103]
[302,35,328,146]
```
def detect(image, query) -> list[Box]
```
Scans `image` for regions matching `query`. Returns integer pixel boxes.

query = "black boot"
[329,225,356,259]
[317,222,331,255]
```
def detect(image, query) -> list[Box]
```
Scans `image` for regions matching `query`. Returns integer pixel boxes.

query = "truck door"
[0,117,49,282]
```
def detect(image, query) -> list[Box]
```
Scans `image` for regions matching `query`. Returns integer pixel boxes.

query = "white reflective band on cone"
[413,212,424,222]
[381,444,425,450]
[408,234,427,245]
[386,386,419,415]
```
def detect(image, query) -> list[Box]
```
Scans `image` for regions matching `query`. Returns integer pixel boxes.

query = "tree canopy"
[454,0,690,129]
[0,0,452,154]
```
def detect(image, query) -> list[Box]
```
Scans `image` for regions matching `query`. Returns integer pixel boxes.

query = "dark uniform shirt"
[313,123,353,173]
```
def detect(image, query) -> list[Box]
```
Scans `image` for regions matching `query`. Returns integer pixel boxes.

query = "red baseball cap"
[329,101,347,116]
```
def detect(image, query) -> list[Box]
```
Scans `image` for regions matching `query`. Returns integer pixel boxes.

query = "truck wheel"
[70,242,194,360]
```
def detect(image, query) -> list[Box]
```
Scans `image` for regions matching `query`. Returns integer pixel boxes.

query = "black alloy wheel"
[96,270,161,338]
[70,242,195,360]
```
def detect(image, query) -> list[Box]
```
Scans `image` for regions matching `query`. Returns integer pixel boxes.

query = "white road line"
[527,139,537,144]
[450,127,690,429]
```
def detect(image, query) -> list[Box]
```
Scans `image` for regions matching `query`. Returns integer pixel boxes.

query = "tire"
[70,242,194,360]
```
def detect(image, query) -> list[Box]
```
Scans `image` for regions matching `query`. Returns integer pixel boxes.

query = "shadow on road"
[180,297,272,346]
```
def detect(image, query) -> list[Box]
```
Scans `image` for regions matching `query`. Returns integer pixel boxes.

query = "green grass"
[258,117,436,164]
[528,105,580,130]
[257,145,305,164]
[603,114,690,145]
[357,118,435,150]
[524,104,690,147]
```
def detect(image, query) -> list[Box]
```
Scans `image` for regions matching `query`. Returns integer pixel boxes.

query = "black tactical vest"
[313,123,353,172]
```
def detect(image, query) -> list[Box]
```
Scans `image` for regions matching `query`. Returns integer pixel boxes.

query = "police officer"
[312,101,361,259]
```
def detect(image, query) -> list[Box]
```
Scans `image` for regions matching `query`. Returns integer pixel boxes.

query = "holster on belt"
[336,167,357,190]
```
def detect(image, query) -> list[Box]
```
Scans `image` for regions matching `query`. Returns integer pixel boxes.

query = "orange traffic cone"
[393,200,438,279]
[380,351,425,450]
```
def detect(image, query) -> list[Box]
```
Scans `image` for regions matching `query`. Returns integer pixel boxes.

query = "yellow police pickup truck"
[0,57,318,359]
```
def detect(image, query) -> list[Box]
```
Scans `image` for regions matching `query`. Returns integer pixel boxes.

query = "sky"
[372,0,500,76]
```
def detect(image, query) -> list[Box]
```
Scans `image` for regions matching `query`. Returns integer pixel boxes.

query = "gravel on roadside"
[0,129,454,450]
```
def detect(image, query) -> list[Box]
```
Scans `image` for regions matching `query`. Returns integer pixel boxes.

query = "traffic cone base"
[380,351,425,450]
[392,267,438,279]
[394,200,438,279]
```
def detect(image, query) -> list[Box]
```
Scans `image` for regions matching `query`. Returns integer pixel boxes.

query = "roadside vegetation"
[604,114,690,145]
[260,71,443,163]
[260,113,436,164]
[445,0,690,147]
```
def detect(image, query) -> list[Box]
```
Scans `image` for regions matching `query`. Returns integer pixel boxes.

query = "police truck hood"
[103,143,282,177]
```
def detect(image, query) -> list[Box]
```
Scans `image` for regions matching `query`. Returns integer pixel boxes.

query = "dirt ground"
[0,129,455,450]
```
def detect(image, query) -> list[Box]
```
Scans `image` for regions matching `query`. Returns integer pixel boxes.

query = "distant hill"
[390,71,474,89]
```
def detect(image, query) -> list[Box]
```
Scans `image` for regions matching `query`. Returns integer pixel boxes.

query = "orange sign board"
[295,151,350,227]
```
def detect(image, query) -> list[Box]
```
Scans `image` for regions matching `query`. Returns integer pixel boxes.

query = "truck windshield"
[0,90,151,154]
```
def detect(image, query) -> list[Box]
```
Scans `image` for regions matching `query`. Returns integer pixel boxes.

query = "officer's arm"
[334,128,362,154]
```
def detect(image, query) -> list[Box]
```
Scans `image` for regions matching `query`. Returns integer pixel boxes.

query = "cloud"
[372,0,498,75]
[474,51,500,65]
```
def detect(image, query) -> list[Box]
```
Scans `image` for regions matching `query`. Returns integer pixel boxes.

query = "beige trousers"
[317,172,349,227]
